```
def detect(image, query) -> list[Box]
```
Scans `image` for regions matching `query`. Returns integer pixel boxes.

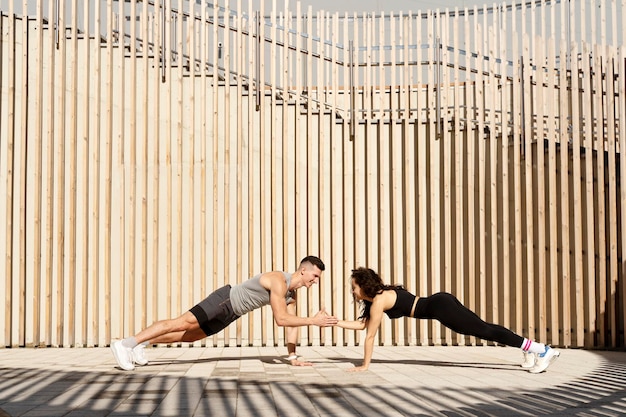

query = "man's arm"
[263,272,336,327]
[285,302,313,366]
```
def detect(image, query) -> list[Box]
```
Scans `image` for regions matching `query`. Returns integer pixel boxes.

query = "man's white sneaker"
[521,351,536,369]
[132,344,149,366]
[110,341,135,371]
[529,346,560,373]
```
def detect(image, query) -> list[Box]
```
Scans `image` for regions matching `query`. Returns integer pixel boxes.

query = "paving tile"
[1,346,626,416]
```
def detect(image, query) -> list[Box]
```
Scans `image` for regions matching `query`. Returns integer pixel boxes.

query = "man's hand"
[312,309,338,327]
[290,358,313,367]
[347,365,369,372]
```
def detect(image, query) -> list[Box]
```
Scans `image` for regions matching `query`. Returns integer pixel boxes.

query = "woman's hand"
[290,358,313,366]
[347,365,369,372]
[312,309,338,327]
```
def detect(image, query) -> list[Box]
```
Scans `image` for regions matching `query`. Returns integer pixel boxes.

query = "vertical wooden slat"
[365,12,379,311]
[78,0,90,347]
[499,2,511,333]
[440,8,452,346]
[235,0,244,347]
[329,11,342,347]
[175,0,185,334]
[593,44,607,346]
[3,2,16,347]
[90,0,102,347]
[546,38,559,346]
[278,3,288,344]
[522,33,536,342]
[352,10,366,348]
[364,12,371,122]
[268,2,279,345]
[582,41,597,347]
[152,0,164,343]
[55,0,67,346]
[570,41,585,347]
[415,8,427,345]
[317,9,329,347]
[298,4,313,346]
[341,10,354,347]
[0,9,4,344]
[487,14,499,333]
[43,0,57,346]
[427,9,442,344]
[512,0,524,338]
[159,0,173,338]
[619,46,626,348]
[464,6,477,346]
[69,0,81,347]
[389,13,404,346]
[558,37,571,347]
[186,0,197,345]
[116,0,127,341]
[127,0,137,338]
[200,0,210,346]
[389,13,396,122]
[305,8,323,345]
[403,10,417,346]
[246,0,256,346]
[452,5,464,345]
[377,12,392,347]
[223,0,233,345]
[292,4,302,290]
[140,0,150,341]
[30,0,44,347]
[104,0,114,344]
[605,45,618,349]
[15,0,27,349]
[259,0,269,346]
[535,35,547,345]
[209,0,219,346]
[476,11,487,345]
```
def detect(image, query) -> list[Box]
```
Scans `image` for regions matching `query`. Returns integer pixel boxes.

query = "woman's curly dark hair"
[352,267,402,320]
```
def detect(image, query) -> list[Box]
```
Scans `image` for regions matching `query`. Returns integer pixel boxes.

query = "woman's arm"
[348,299,385,372]
[336,319,367,331]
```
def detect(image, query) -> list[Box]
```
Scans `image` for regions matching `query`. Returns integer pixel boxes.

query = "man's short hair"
[299,256,325,271]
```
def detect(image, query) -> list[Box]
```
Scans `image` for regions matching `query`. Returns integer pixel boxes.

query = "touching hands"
[313,308,338,327]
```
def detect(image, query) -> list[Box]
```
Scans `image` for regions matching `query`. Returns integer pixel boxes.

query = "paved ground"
[1,345,626,416]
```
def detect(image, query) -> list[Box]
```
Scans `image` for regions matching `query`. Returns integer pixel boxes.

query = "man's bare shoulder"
[258,271,288,290]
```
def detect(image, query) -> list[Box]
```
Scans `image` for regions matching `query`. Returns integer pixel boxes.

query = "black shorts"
[189,285,240,336]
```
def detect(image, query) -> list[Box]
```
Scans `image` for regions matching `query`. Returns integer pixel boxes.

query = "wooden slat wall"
[1,0,625,350]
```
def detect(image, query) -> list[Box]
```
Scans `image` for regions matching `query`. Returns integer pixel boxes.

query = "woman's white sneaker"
[132,344,149,366]
[521,351,536,369]
[529,346,560,373]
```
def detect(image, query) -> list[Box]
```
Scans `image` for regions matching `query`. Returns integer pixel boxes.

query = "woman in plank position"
[336,267,560,373]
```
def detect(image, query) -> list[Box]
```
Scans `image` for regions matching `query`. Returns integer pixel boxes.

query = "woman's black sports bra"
[384,288,417,319]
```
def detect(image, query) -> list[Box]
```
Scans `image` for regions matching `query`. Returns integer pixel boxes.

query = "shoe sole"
[111,343,135,371]
[133,357,149,366]
[132,347,149,366]
[529,351,560,373]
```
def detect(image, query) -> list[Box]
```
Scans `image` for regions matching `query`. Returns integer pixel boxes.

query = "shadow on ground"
[0,351,625,416]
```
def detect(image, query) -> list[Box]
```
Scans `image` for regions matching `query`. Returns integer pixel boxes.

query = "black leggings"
[413,292,524,348]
